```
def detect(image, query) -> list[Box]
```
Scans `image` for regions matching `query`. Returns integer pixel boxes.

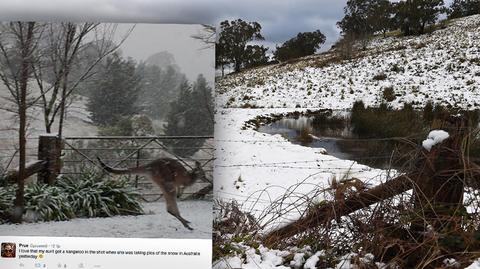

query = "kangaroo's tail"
[97,157,147,175]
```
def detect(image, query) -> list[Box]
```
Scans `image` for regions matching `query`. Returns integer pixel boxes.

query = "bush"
[24,184,75,222]
[382,87,396,102]
[213,200,260,261]
[57,170,143,218]
[0,185,15,223]
[423,100,435,123]
[350,102,424,138]
[373,73,387,81]
[390,63,404,73]
[311,112,347,130]
[0,169,143,223]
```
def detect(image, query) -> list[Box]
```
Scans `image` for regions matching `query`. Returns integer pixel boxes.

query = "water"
[258,113,403,169]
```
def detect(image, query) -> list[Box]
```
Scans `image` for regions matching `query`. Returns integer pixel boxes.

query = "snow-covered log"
[5,160,47,182]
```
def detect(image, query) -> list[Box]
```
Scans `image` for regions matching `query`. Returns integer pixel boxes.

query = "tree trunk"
[234,60,242,72]
[12,22,35,223]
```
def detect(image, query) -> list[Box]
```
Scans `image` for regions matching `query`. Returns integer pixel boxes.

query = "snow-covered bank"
[0,201,211,239]
[214,108,390,230]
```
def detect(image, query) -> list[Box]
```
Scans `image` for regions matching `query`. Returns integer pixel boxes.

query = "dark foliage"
[216,19,266,72]
[393,0,445,35]
[164,74,214,157]
[448,0,480,19]
[274,30,326,62]
[87,53,142,126]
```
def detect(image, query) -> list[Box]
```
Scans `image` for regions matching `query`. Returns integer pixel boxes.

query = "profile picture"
[1,242,16,258]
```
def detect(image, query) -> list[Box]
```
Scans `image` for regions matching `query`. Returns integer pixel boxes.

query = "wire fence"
[0,135,214,202]
[62,136,214,202]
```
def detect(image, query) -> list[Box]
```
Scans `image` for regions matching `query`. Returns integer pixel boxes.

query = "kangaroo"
[97,157,207,230]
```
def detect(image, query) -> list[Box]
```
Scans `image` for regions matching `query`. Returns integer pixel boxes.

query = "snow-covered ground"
[217,15,480,111]
[214,108,390,231]
[214,15,480,268]
[0,201,211,239]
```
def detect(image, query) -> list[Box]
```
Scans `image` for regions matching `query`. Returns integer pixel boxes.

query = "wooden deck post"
[37,134,62,185]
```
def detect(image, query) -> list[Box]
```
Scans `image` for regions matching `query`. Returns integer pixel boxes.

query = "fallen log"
[263,173,419,247]
[4,160,47,182]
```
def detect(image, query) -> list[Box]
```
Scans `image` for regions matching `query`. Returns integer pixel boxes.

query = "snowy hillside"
[217,15,480,110]
[214,15,480,269]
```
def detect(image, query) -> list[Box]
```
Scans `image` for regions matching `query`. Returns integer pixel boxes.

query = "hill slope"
[217,15,480,110]
[214,15,480,269]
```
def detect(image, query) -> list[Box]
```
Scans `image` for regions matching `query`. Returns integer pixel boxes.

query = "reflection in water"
[258,113,407,169]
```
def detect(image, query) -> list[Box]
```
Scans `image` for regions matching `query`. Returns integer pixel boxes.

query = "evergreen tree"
[337,0,394,47]
[243,45,269,69]
[163,74,213,157]
[370,0,395,36]
[394,0,445,35]
[136,62,185,120]
[448,0,480,18]
[338,0,376,38]
[217,19,265,72]
[274,30,326,62]
[87,54,142,126]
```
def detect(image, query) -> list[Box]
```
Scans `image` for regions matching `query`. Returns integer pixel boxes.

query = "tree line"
[216,0,479,74]
[215,19,327,74]
[338,0,479,38]
[87,51,214,157]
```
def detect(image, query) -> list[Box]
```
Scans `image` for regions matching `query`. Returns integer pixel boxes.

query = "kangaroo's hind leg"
[161,181,193,230]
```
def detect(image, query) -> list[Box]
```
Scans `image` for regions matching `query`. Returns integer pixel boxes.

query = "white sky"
[115,23,214,83]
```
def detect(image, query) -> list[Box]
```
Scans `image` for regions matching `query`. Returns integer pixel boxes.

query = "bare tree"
[191,24,216,49]
[32,23,134,137]
[0,22,42,223]
[30,23,133,182]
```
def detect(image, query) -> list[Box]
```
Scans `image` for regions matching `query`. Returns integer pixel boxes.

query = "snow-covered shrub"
[373,73,387,81]
[24,184,75,222]
[213,200,260,261]
[0,185,15,223]
[57,170,143,218]
[0,170,143,223]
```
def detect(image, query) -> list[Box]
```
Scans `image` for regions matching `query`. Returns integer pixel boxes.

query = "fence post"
[37,134,62,185]
[135,149,140,188]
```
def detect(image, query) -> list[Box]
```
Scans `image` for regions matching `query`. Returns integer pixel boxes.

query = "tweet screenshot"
[0,237,211,268]
[0,21,213,268]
